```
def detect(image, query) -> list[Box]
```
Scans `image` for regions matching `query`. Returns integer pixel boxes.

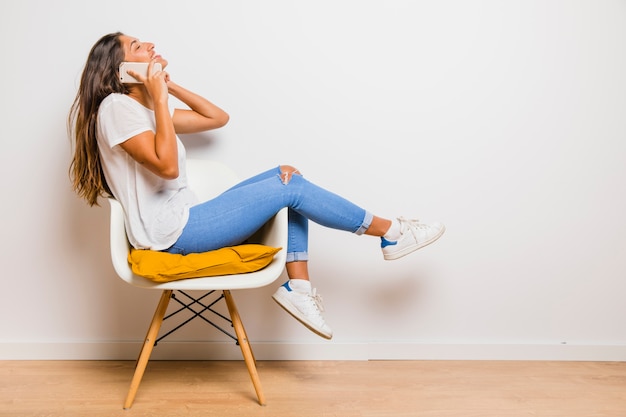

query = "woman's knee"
[279,165,302,184]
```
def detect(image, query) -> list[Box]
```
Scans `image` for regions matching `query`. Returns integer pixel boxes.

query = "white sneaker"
[272,282,333,339]
[381,217,445,260]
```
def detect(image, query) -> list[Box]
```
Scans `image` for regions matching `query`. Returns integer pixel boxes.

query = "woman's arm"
[118,63,229,179]
[119,63,180,179]
[169,82,230,134]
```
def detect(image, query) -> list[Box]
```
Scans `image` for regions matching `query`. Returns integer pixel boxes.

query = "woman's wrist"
[166,81,184,97]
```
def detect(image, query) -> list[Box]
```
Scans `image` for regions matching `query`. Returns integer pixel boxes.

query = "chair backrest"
[107,159,287,290]
[185,159,239,201]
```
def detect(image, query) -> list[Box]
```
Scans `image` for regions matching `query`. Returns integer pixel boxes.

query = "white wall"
[1,0,625,361]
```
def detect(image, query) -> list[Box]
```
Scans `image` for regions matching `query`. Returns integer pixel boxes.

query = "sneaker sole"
[383,225,446,261]
[272,293,333,340]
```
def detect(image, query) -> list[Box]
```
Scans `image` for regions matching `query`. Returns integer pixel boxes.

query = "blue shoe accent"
[281,281,292,291]
[380,237,398,248]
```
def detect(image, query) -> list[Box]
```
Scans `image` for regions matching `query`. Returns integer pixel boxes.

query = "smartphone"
[119,62,163,84]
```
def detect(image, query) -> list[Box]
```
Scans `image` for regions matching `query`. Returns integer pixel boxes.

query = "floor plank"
[1,360,625,417]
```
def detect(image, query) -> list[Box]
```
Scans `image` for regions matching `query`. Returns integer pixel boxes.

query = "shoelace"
[398,217,429,239]
[307,288,325,313]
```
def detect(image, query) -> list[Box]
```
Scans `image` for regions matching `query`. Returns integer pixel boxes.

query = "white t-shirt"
[97,93,199,250]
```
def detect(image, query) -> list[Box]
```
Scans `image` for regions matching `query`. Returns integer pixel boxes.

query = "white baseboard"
[1,341,625,361]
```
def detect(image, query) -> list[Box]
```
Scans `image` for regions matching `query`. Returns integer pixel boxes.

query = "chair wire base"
[155,290,238,346]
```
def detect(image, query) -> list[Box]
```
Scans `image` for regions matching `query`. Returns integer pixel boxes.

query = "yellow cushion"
[128,244,282,283]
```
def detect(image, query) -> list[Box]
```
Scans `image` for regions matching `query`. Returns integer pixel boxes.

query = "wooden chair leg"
[123,290,172,410]
[222,290,266,406]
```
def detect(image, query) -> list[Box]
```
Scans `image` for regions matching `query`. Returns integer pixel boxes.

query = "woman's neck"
[126,85,153,110]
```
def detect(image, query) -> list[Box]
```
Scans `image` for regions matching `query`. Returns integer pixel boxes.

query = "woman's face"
[120,35,168,68]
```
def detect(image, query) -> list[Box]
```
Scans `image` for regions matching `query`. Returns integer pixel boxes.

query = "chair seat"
[109,198,288,290]
[108,158,288,290]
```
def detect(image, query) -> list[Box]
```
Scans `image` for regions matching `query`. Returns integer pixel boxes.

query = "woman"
[69,32,445,340]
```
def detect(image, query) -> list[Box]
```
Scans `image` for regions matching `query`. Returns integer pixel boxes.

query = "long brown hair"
[68,32,128,206]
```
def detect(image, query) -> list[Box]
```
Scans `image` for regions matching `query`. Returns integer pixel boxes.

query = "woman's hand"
[126,59,170,105]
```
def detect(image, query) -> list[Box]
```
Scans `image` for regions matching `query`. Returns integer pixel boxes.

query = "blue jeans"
[165,166,373,262]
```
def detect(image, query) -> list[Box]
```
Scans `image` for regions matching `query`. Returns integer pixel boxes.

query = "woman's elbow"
[159,164,180,180]
[216,112,230,128]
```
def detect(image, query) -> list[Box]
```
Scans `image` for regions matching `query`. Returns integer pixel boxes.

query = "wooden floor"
[1,360,625,417]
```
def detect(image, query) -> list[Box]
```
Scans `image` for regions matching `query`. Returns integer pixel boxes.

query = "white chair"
[108,159,288,409]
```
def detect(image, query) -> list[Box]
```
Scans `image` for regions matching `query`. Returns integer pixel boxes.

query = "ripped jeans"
[165,166,373,262]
